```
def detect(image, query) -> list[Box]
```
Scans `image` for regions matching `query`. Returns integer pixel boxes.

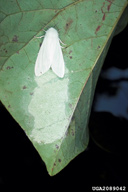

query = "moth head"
[46,27,59,38]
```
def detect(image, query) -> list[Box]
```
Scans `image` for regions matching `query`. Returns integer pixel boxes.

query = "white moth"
[35,27,65,78]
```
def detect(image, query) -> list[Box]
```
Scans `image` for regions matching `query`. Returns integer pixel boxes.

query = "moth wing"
[35,37,51,76]
[51,40,65,78]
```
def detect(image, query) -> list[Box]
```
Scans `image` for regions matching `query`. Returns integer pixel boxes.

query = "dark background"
[0,25,127,190]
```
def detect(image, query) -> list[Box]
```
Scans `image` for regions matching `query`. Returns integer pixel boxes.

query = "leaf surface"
[0,0,127,175]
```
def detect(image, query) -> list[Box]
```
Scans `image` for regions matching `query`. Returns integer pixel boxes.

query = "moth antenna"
[59,38,66,45]
[34,35,44,39]
[61,46,65,49]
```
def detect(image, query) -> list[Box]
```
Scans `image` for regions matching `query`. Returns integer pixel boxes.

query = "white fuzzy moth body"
[35,27,65,78]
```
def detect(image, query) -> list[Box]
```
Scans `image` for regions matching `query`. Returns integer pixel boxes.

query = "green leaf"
[0,0,128,176]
